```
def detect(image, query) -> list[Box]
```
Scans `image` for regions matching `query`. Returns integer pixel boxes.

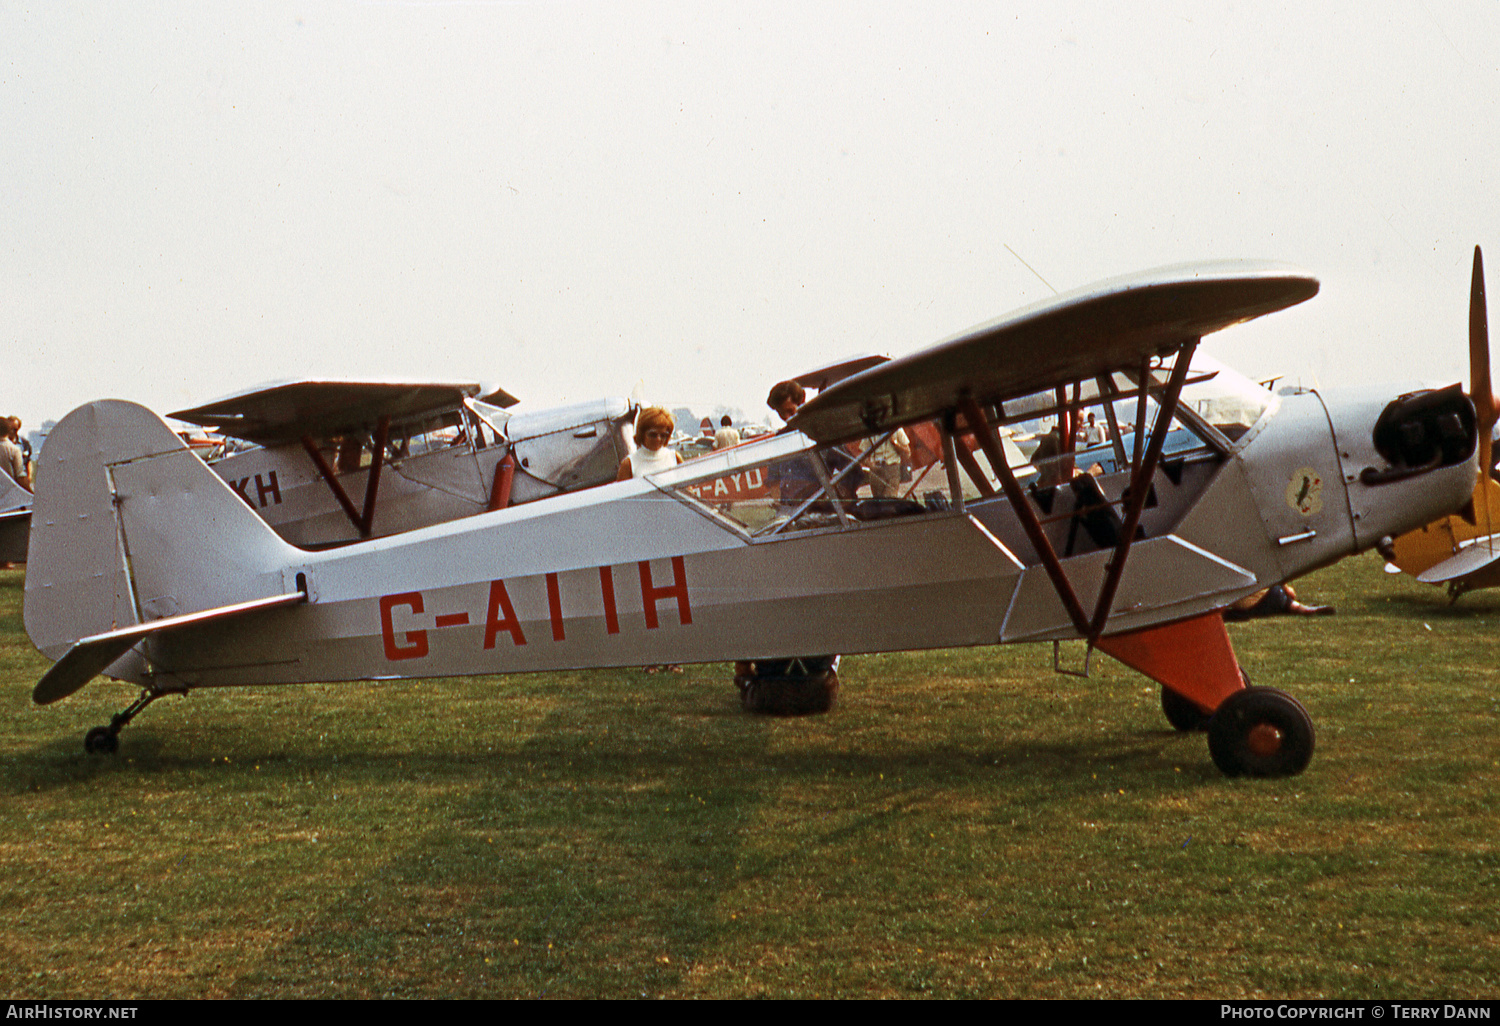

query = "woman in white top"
[617,406,684,480]
[616,406,685,674]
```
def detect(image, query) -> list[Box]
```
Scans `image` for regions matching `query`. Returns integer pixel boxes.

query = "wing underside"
[169,379,496,445]
[790,261,1319,444]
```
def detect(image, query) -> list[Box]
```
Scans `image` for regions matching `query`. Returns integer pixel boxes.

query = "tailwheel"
[1161,687,1210,732]
[1207,687,1315,777]
[81,686,170,755]
[83,726,119,755]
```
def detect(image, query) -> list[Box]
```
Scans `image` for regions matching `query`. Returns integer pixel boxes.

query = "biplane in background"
[168,380,637,546]
[24,261,1479,777]
[1380,247,1500,600]
[0,466,30,564]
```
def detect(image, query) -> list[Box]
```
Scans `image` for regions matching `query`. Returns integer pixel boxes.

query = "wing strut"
[959,396,1092,637]
[300,415,392,538]
[1086,340,1198,638]
[958,338,1200,644]
[944,412,996,499]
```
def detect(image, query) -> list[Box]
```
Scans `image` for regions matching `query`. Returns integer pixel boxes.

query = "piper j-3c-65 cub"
[25,261,1479,776]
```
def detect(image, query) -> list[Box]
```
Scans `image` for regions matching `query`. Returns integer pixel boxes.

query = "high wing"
[169,378,519,446]
[789,261,1319,443]
[793,353,890,392]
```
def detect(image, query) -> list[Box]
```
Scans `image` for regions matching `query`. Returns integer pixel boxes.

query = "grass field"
[2,555,1497,999]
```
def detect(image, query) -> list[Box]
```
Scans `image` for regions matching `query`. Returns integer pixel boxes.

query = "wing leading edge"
[169,378,511,445]
[790,261,1319,444]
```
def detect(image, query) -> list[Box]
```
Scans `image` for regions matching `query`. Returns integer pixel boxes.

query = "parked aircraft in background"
[0,467,30,564]
[24,261,1478,779]
[168,380,636,547]
[1379,247,1500,600]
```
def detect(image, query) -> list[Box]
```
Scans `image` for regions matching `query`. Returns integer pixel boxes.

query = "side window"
[668,424,957,537]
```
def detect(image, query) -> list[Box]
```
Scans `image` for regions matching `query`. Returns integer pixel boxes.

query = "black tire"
[84,727,118,755]
[1161,687,1210,732]
[1207,687,1314,777]
[740,666,839,715]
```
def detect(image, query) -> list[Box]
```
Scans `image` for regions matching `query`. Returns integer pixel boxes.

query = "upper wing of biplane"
[789,261,1319,443]
[169,378,521,446]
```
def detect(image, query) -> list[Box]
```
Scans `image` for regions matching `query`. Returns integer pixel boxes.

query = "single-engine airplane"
[169,379,637,546]
[24,261,1480,777]
[1380,246,1500,600]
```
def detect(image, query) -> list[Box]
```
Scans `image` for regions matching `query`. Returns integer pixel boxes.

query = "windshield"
[1177,354,1277,441]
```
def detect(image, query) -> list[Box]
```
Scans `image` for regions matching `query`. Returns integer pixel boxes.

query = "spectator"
[713,414,741,450]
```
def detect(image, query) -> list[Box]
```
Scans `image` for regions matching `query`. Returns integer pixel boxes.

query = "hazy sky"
[5,1,1499,432]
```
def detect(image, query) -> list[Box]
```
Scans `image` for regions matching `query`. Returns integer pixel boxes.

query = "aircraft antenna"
[1004,245,1058,295]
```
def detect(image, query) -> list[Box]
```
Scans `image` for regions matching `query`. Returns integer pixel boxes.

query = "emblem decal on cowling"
[1286,467,1323,516]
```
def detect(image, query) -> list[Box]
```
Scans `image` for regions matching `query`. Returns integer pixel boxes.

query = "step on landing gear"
[82,688,169,755]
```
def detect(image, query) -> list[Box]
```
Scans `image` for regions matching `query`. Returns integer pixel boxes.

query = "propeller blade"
[1471,245,1495,552]
[1472,245,1492,442]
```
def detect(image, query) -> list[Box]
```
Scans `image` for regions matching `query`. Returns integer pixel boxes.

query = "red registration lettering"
[483,579,528,648]
[380,592,428,660]
[546,572,565,642]
[638,556,692,629]
[599,566,620,635]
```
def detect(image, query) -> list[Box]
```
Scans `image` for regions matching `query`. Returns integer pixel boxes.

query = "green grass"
[1,556,1497,998]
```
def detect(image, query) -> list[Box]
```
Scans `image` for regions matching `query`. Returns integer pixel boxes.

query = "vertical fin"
[25,400,295,669]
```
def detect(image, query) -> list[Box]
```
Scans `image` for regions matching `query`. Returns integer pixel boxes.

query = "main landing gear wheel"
[1207,687,1315,778]
[1162,669,1250,733]
[736,656,840,715]
[1161,687,1210,732]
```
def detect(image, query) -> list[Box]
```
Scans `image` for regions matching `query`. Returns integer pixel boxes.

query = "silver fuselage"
[25,385,1468,690]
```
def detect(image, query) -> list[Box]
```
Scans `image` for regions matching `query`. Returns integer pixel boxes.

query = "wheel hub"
[1246,722,1284,758]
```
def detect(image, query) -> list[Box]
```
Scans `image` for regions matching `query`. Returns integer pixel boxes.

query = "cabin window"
[962,354,1275,496]
[657,427,957,538]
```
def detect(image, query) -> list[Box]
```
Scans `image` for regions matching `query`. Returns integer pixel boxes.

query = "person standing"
[868,427,911,499]
[2,417,29,492]
[713,415,740,450]
[617,407,684,481]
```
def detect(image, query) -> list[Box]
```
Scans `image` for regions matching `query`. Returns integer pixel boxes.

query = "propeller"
[1471,245,1493,475]
[1467,243,1497,584]
[1381,244,1499,597]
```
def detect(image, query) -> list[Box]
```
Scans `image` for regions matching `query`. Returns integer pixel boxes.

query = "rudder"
[25,400,296,675]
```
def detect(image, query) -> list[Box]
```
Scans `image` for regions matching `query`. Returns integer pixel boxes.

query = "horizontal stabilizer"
[1415,538,1500,584]
[33,591,307,706]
